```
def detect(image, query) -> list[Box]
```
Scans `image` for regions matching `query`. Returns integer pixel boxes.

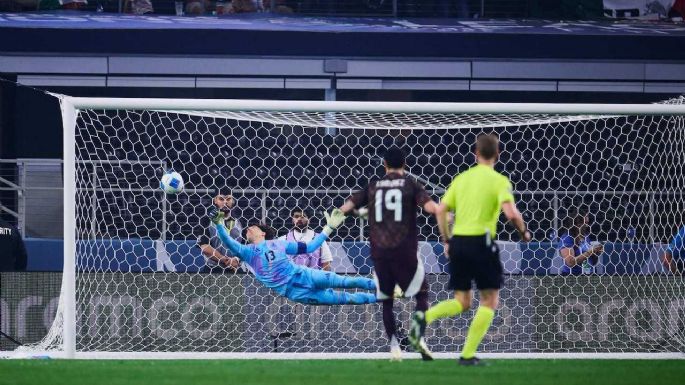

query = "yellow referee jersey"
[442,164,515,236]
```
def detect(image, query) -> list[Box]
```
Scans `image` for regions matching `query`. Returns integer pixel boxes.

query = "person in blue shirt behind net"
[558,211,604,275]
[662,224,685,274]
[209,206,377,305]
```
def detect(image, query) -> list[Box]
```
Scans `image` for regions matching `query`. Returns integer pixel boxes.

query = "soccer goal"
[12,95,685,359]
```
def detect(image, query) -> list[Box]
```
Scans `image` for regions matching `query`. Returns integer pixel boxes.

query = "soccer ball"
[160,171,184,194]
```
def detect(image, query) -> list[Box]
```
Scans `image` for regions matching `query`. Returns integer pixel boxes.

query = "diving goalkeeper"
[210,207,377,305]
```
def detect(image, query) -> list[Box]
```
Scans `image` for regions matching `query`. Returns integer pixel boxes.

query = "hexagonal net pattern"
[26,97,685,355]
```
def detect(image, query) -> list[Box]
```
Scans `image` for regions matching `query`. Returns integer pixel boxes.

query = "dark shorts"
[448,235,503,291]
[372,248,427,300]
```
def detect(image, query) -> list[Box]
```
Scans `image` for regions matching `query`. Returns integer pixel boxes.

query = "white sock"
[390,335,400,350]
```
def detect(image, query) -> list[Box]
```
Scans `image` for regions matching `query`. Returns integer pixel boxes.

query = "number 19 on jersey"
[375,188,403,222]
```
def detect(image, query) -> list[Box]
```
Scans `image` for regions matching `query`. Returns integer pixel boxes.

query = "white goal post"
[12,95,685,359]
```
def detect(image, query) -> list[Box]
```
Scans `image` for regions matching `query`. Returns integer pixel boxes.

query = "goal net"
[17,96,685,358]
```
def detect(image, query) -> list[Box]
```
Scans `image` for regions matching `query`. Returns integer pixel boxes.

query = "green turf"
[1,359,684,385]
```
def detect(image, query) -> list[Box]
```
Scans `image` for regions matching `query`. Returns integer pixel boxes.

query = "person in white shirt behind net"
[278,207,333,271]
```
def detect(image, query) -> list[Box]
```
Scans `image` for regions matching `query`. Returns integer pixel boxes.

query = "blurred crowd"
[0,0,294,14]
[1,0,684,20]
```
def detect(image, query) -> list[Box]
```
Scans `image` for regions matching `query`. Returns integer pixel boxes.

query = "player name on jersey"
[376,179,406,188]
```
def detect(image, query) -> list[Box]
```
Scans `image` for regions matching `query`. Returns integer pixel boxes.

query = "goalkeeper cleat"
[207,206,225,225]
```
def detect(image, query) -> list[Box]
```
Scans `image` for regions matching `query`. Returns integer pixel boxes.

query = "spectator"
[262,0,293,13]
[227,0,257,13]
[0,218,27,272]
[671,0,685,18]
[661,224,685,274]
[185,0,211,14]
[197,193,243,273]
[61,0,87,9]
[126,0,154,14]
[277,207,333,271]
[558,211,603,275]
[0,0,38,11]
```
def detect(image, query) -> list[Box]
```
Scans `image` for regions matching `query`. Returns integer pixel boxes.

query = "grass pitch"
[1,359,684,385]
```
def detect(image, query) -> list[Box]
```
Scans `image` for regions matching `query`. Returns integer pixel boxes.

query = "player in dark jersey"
[339,147,439,361]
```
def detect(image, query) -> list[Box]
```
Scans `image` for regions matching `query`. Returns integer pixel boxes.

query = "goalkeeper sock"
[461,306,495,359]
[425,299,463,324]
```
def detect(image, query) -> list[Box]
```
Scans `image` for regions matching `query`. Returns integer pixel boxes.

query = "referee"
[410,134,530,366]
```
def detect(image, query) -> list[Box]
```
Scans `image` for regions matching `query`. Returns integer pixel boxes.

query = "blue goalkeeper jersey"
[214,224,329,295]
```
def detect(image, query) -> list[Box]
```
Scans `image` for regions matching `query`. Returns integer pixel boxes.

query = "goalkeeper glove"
[322,208,345,236]
[208,206,225,226]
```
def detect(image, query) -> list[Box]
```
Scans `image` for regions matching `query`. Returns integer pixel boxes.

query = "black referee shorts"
[448,235,503,291]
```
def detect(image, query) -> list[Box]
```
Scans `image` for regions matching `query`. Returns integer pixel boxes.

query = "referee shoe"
[459,357,488,366]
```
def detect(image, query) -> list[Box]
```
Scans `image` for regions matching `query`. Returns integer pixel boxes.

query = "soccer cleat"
[459,357,487,366]
[409,311,433,360]
[415,338,434,361]
[390,345,402,361]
